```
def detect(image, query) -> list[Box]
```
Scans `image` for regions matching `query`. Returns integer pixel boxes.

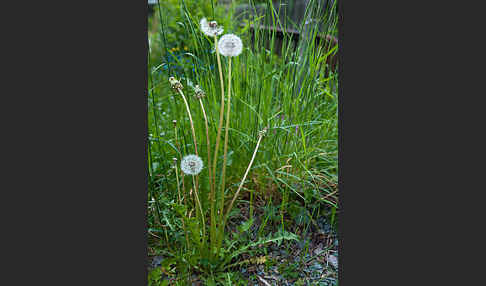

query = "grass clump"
[148,0,339,284]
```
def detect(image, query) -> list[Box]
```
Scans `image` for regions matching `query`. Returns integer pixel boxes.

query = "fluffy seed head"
[200,18,223,37]
[218,34,243,57]
[180,154,203,175]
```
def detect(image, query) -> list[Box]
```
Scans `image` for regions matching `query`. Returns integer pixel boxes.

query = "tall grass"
[148,0,338,276]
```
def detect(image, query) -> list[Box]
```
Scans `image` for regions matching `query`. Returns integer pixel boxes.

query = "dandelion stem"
[176,88,200,210]
[199,98,216,252]
[212,34,225,203]
[211,34,226,255]
[219,57,232,227]
[222,130,264,230]
[176,89,198,156]
[192,175,205,239]
[198,100,212,192]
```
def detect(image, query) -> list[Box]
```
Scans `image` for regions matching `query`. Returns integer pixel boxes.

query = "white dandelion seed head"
[180,154,203,175]
[200,18,223,37]
[218,34,243,57]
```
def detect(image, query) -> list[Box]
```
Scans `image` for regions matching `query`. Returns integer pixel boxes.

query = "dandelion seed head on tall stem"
[218,34,243,57]
[200,18,223,37]
[181,154,203,175]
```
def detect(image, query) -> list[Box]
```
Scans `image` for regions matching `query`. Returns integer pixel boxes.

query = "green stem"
[174,123,186,206]
[174,161,189,249]
[200,98,216,255]
[174,160,182,204]
[218,57,232,245]
[222,131,264,230]
[177,89,198,156]
[177,88,200,214]
[192,175,205,240]
[212,34,225,253]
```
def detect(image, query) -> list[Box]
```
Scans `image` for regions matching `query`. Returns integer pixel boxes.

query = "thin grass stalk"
[162,224,172,252]
[173,121,187,206]
[147,138,153,179]
[174,159,189,249]
[147,55,170,200]
[174,158,182,204]
[151,195,163,228]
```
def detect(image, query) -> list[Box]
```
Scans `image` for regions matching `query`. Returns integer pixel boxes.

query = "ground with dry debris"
[149,206,338,286]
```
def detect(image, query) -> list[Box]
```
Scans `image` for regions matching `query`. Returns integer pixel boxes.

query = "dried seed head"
[180,154,203,175]
[218,34,243,57]
[172,120,177,127]
[200,18,223,37]
[169,76,183,91]
[194,85,205,99]
[259,127,268,137]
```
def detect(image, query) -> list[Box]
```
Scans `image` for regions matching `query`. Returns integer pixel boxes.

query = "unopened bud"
[259,127,268,137]
[194,85,205,99]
